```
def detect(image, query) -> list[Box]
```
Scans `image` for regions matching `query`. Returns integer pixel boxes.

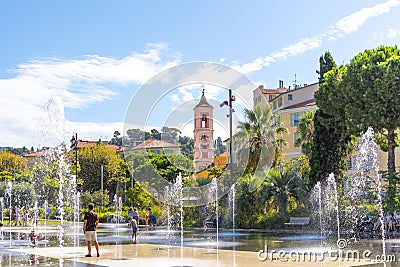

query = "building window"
[269,95,274,101]
[277,97,282,107]
[294,132,300,147]
[290,112,302,127]
[153,150,160,154]
[201,114,206,128]
[288,94,293,100]
[165,150,172,154]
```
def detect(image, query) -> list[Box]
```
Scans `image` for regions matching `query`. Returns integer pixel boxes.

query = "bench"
[284,217,310,226]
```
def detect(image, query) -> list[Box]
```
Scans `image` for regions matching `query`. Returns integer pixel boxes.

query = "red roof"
[132,139,179,150]
[24,149,52,157]
[76,140,120,151]
[281,99,316,110]
[260,88,287,94]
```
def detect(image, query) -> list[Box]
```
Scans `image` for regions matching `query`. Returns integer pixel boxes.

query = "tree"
[312,52,354,187]
[74,144,127,195]
[0,180,37,209]
[161,126,181,143]
[295,110,315,157]
[272,120,289,168]
[235,104,284,175]
[342,46,400,208]
[207,166,225,179]
[178,136,194,159]
[214,137,226,156]
[124,181,153,211]
[316,51,337,84]
[149,153,193,183]
[124,128,151,146]
[293,111,315,187]
[234,175,264,228]
[109,131,122,146]
[80,189,110,208]
[31,160,61,205]
[151,129,161,140]
[264,165,306,216]
[0,151,27,179]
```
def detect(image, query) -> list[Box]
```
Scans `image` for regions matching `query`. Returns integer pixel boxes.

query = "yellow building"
[193,151,227,179]
[254,82,318,163]
[253,81,400,171]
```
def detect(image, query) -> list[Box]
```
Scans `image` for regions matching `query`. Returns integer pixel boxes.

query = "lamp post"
[70,133,79,189]
[220,89,235,230]
[101,164,104,192]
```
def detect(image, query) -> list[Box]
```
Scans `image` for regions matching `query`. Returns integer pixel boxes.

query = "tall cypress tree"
[310,52,352,187]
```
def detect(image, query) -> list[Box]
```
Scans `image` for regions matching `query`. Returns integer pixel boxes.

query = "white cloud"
[329,0,400,40]
[0,44,181,147]
[234,35,325,74]
[233,0,400,75]
[168,84,224,104]
[170,94,180,102]
[179,87,196,102]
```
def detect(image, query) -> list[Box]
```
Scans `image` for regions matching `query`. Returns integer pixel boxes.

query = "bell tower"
[193,89,215,173]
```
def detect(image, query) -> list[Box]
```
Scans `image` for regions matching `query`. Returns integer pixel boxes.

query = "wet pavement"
[4,243,380,267]
[0,224,397,266]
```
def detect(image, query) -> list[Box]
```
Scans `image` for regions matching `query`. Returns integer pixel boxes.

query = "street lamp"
[220,89,236,185]
[220,89,236,230]
[70,133,79,190]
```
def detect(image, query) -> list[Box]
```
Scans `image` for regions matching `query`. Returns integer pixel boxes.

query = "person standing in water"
[129,217,138,243]
[83,203,100,257]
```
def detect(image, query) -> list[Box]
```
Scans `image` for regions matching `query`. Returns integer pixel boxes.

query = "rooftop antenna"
[293,74,299,89]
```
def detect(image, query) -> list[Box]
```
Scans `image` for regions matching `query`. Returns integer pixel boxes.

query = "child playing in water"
[28,230,38,246]
[129,217,138,244]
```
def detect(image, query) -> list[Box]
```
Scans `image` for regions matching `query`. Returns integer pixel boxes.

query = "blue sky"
[1,1,399,147]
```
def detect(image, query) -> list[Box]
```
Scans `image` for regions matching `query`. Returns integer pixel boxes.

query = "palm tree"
[234,104,287,191]
[295,110,315,157]
[273,121,289,168]
[235,104,286,175]
[265,166,305,216]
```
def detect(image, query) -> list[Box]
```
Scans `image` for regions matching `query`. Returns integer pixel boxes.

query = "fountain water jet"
[310,127,387,264]
[5,181,12,247]
[228,184,236,234]
[163,173,184,247]
[209,178,219,252]
[356,127,386,260]
[327,173,340,241]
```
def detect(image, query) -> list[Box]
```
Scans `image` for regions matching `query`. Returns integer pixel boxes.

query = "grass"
[1,218,82,227]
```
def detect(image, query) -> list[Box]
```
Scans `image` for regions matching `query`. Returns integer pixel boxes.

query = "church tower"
[193,89,215,173]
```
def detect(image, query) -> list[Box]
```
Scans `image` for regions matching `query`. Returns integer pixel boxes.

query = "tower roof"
[194,89,213,109]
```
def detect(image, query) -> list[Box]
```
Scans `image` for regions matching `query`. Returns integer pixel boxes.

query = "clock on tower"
[200,133,210,146]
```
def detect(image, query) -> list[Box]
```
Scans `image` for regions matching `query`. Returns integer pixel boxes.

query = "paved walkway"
[8,243,377,267]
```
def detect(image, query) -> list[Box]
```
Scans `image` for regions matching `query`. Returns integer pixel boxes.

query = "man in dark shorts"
[83,203,100,257]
